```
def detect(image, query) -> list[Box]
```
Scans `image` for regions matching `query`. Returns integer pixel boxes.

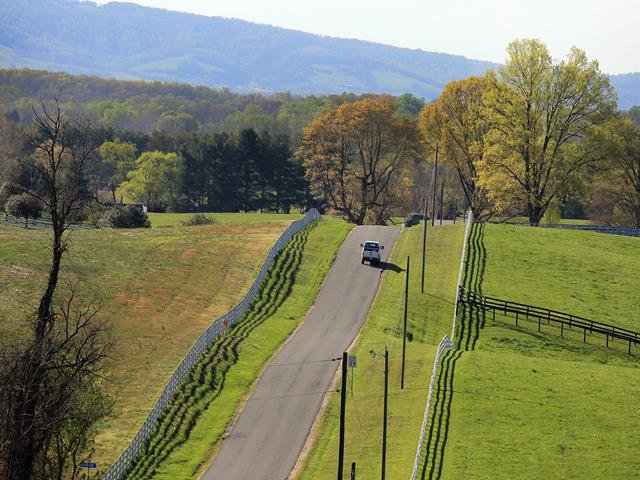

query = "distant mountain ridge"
[0,0,638,108]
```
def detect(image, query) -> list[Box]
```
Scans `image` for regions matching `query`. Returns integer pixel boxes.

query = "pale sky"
[96,0,639,74]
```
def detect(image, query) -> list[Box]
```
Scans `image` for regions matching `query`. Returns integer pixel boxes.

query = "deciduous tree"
[98,140,137,202]
[480,39,616,225]
[419,76,492,219]
[589,118,640,227]
[299,95,420,224]
[118,151,183,211]
[0,98,112,480]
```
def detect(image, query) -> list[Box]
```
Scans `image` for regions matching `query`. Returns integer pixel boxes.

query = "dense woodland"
[0,70,425,139]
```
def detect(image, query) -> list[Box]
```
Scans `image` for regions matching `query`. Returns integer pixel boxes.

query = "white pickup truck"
[360,240,384,266]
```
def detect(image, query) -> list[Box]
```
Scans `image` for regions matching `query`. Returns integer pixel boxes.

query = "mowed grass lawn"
[441,224,640,479]
[147,211,303,228]
[298,223,465,479]
[0,213,303,466]
[482,224,640,330]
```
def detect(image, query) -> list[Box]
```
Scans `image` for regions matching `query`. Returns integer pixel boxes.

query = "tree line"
[0,69,424,139]
[2,40,640,230]
[99,129,309,214]
[0,120,313,218]
[419,39,640,227]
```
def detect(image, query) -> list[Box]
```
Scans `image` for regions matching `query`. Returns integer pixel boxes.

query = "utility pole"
[421,180,428,294]
[439,182,444,226]
[338,351,347,480]
[382,348,389,480]
[401,256,409,389]
[431,147,439,227]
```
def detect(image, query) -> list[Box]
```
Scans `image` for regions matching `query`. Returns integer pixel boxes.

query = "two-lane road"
[202,225,400,480]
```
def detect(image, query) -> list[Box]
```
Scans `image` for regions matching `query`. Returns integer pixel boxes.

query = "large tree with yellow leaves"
[298,95,420,224]
[480,39,616,225]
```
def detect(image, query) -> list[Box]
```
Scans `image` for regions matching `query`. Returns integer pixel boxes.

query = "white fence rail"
[101,209,322,480]
[409,211,474,480]
[451,211,474,340]
[2,213,99,230]
[409,334,452,480]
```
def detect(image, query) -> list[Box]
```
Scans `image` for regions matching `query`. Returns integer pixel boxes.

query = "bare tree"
[0,98,112,480]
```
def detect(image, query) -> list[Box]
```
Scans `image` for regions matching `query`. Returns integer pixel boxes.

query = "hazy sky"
[95,0,639,73]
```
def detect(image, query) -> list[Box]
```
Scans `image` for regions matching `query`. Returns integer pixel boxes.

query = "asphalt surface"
[202,225,400,480]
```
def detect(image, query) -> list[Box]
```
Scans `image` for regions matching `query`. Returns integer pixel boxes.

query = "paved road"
[202,225,400,480]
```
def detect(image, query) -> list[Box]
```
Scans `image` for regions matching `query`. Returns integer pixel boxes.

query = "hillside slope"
[441,224,640,478]
[0,214,298,465]
[0,0,494,100]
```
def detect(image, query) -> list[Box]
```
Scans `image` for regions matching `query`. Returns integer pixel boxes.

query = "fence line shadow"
[420,222,487,479]
[122,228,310,479]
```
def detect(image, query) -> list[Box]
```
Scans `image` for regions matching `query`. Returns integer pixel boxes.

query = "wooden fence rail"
[458,287,640,355]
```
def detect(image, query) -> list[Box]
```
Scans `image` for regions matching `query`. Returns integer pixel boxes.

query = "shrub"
[99,205,150,228]
[4,193,43,223]
[180,213,216,226]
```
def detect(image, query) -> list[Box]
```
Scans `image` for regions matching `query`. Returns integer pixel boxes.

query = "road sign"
[80,462,96,469]
[348,355,357,368]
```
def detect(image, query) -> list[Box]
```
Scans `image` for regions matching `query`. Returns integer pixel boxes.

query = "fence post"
[560,322,564,338]
[537,317,541,332]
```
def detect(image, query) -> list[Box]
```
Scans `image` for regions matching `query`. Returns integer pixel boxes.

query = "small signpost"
[348,355,356,397]
[348,355,357,368]
[80,461,96,479]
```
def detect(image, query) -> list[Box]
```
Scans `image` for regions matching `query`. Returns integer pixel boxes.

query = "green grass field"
[298,222,466,479]
[147,212,303,228]
[0,213,307,467]
[122,216,351,479]
[438,224,640,479]
[481,224,640,330]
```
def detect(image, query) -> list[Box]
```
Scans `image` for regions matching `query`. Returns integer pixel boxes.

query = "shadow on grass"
[419,223,488,480]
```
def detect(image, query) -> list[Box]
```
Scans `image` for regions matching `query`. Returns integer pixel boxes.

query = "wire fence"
[2,213,99,230]
[101,209,322,480]
[409,211,474,480]
[409,334,451,480]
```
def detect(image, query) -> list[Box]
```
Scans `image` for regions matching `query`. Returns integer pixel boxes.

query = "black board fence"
[458,287,640,355]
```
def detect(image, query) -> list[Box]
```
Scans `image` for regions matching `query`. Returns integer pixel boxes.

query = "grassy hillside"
[126,216,351,479]
[439,224,640,479]
[298,222,466,479]
[481,224,640,330]
[0,213,303,466]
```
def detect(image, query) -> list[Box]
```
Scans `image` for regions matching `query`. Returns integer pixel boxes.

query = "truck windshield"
[364,242,379,250]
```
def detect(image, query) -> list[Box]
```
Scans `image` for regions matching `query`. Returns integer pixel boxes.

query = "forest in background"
[0,69,425,139]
